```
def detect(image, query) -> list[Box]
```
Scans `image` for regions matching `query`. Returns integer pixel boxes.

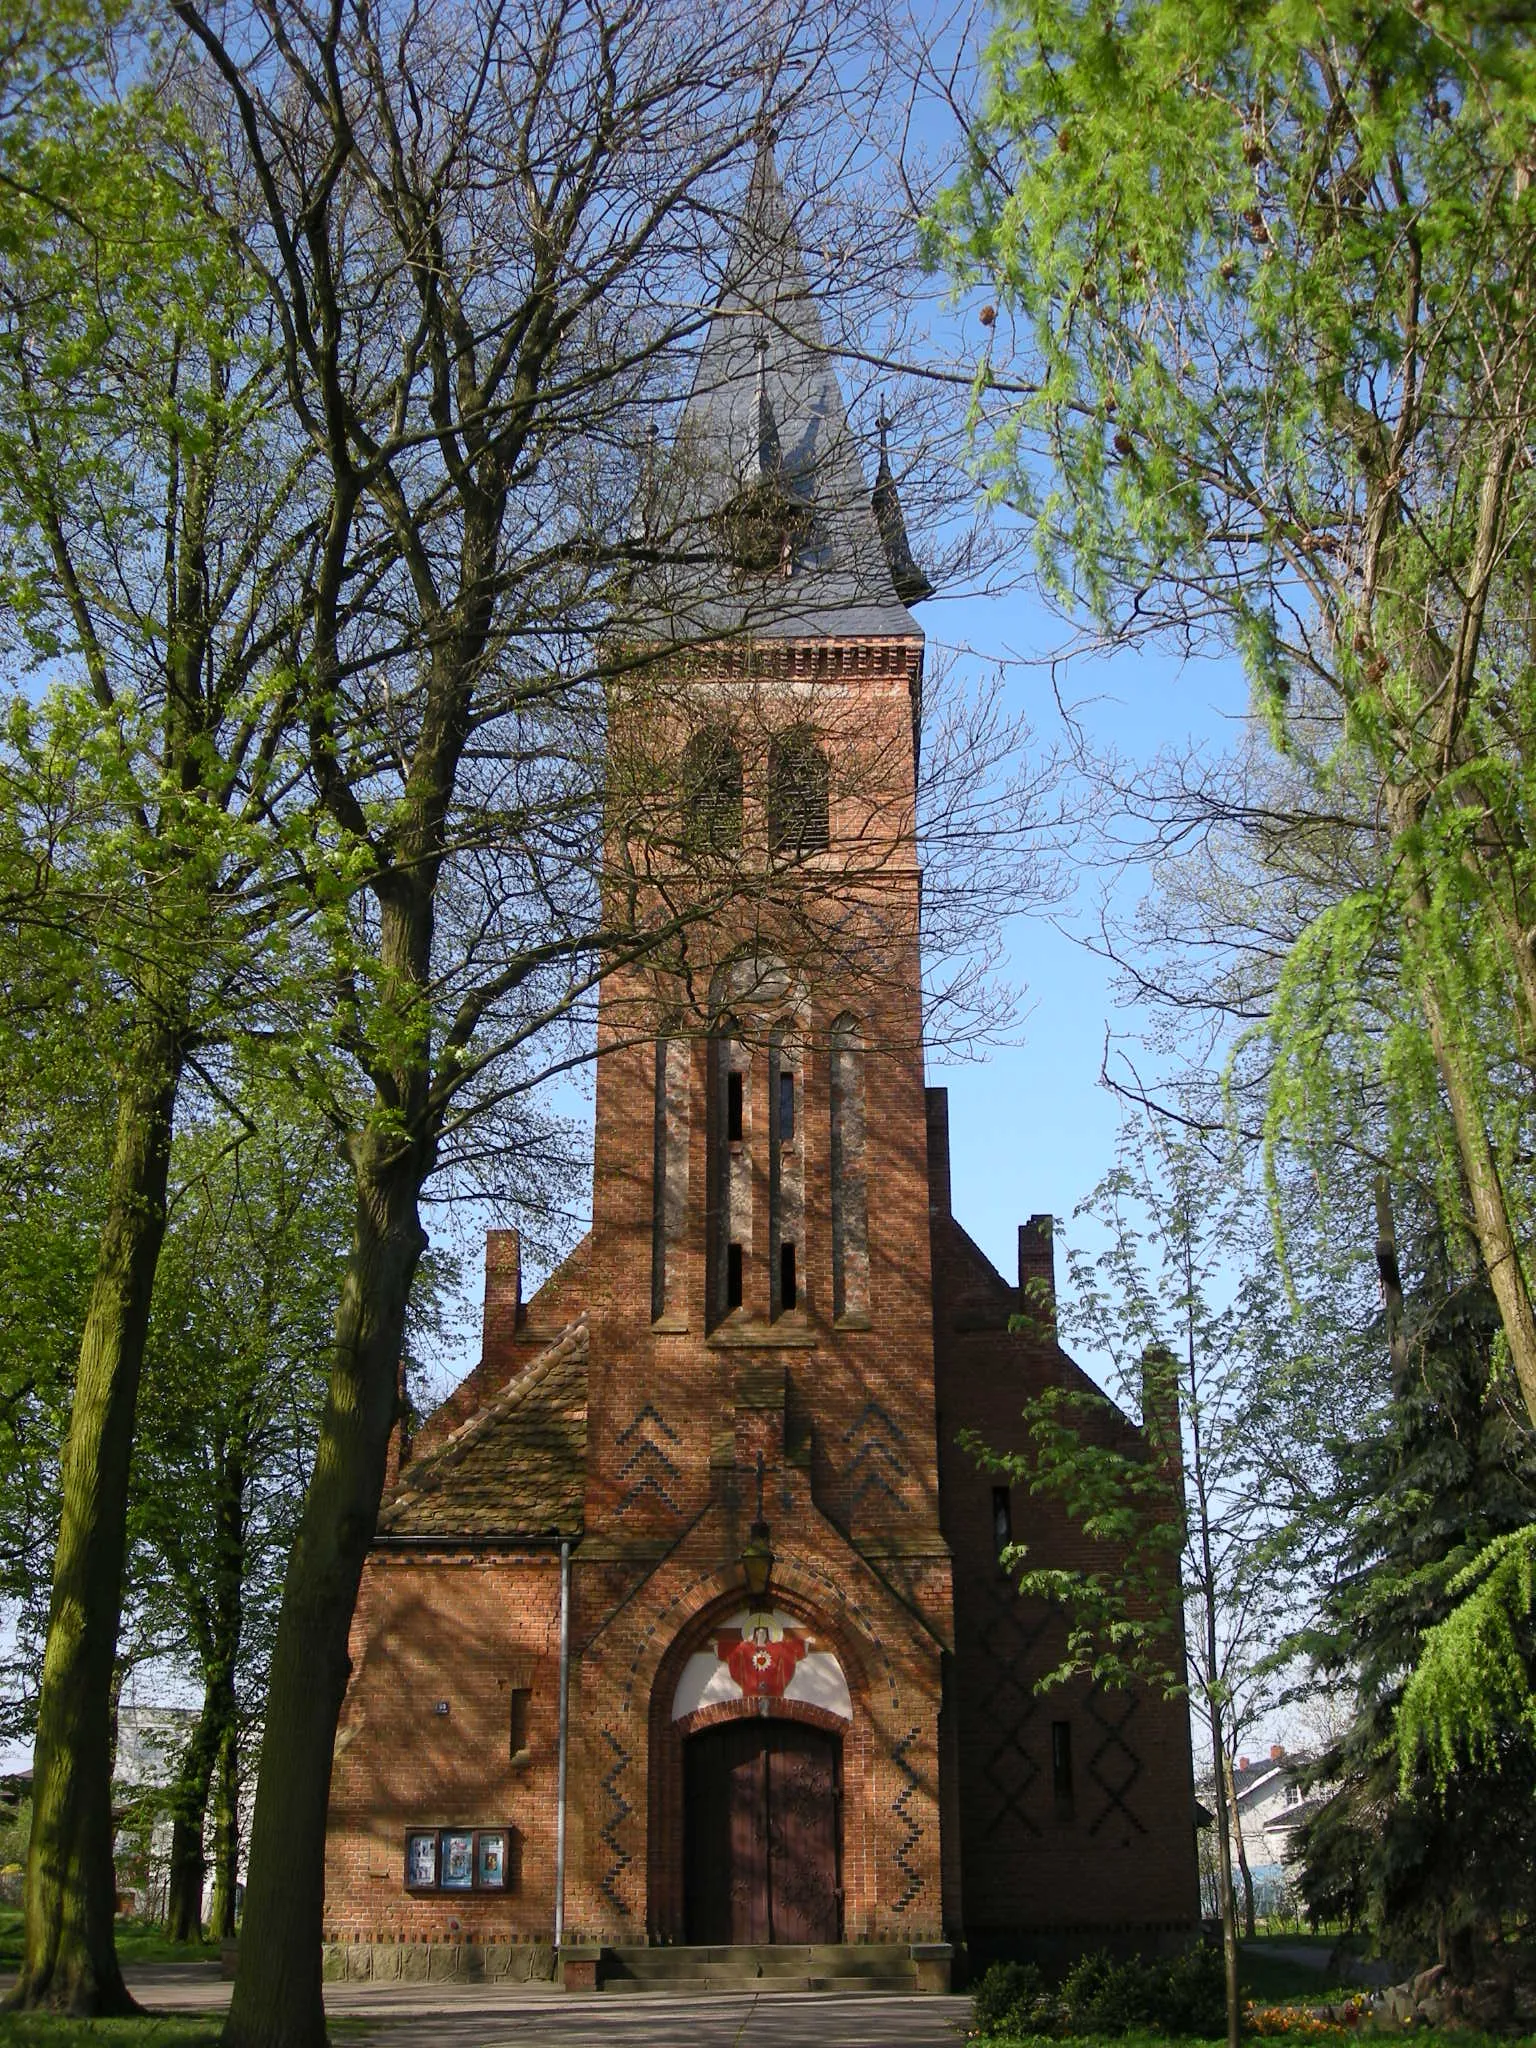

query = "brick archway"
[644,1581,877,1942]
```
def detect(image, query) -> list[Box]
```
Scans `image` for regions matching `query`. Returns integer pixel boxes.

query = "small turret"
[752,330,782,480]
[872,411,933,605]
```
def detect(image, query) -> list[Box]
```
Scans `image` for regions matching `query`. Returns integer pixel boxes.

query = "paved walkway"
[111,1966,970,2045]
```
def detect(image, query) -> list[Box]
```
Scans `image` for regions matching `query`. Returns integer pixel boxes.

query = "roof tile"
[379,1317,587,1540]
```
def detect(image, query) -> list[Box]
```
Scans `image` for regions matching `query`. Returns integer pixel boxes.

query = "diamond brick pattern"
[1085,1684,1148,1839]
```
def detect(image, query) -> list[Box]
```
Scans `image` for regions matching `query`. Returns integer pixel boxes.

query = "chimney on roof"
[1239,1757,1250,1771]
[484,1229,523,1347]
[1017,1216,1056,1333]
[1271,1743,1285,1761]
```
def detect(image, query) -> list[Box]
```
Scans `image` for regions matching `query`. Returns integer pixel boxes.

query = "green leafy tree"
[0,8,312,2005]
[161,10,1036,2043]
[928,0,1536,1427]
[126,1101,349,1941]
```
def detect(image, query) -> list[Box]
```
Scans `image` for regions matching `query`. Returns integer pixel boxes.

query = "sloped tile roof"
[378,1317,587,1540]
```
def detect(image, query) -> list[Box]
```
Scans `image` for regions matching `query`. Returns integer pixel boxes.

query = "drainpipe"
[555,1537,571,1953]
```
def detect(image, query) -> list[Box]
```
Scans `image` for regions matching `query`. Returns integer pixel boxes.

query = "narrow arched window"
[767,728,829,858]
[830,1013,868,1323]
[769,1026,803,1319]
[651,1036,690,1325]
[707,1020,751,1326]
[681,727,742,852]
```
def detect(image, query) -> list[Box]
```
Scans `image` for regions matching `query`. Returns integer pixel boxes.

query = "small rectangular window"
[727,1071,744,1141]
[992,1485,1013,1555]
[509,1686,531,1759]
[727,1242,744,1309]
[1052,1721,1074,1814]
[780,1242,797,1312]
[778,1069,795,1144]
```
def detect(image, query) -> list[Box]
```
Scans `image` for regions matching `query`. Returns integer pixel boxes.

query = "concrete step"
[607,1943,911,1970]
[603,1973,918,1995]
[600,1943,917,1994]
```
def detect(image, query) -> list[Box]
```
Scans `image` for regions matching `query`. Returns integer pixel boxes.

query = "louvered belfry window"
[680,726,743,852]
[767,728,829,857]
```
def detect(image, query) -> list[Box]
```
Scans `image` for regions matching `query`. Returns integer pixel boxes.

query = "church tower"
[322,149,1199,1990]
[565,141,955,1950]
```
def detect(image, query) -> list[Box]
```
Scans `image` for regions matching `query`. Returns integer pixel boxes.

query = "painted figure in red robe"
[716,1619,809,1699]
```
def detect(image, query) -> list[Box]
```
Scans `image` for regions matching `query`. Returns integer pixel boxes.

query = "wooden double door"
[684,1718,843,1944]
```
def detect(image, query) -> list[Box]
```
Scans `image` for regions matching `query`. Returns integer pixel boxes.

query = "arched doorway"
[684,1717,843,1944]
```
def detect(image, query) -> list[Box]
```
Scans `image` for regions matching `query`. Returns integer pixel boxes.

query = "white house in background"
[1231,1743,1320,1879]
[112,1705,198,1919]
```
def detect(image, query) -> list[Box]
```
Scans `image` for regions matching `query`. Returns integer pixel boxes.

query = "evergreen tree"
[1296,1221,1536,1972]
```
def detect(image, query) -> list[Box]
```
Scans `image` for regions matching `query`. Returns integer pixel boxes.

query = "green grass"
[1235,1930,1418,2010]
[0,2013,383,2048]
[1239,1951,1356,2007]
[0,1914,219,1975]
[975,2037,1510,2048]
[0,2021,223,2048]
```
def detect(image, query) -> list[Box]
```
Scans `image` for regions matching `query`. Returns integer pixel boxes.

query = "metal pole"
[555,1538,571,1953]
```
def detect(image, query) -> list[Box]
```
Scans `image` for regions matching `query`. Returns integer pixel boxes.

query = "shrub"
[1148,1939,1227,2037]
[972,1941,1226,2040]
[1060,1949,1156,2033]
[973,1960,1048,2036]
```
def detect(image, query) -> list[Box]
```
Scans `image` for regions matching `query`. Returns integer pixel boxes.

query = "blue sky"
[925,592,1251,1308]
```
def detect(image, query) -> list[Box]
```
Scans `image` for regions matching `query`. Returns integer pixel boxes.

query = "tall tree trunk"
[1395,821,1536,1425]
[202,1426,246,1943]
[1222,1750,1257,1939]
[208,1714,241,1942]
[9,1025,184,2015]
[165,1701,218,1942]
[222,1142,427,2048]
[1419,970,1536,1425]
[1207,1696,1242,2048]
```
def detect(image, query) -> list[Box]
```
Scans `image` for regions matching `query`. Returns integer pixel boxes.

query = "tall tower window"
[769,1031,804,1320]
[779,1242,798,1311]
[651,1036,690,1325]
[830,1013,869,1323]
[993,1485,1013,1555]
[708,1024,751,1325]
[767,728,830,857]
[681,726,742,852]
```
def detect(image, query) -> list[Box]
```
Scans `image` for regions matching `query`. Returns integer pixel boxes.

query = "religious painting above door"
[670,1607,852,1721]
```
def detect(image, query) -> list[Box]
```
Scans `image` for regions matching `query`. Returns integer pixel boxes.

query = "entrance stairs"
[599,1942,919,1994]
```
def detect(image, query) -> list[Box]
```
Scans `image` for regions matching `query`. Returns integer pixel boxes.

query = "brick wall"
[928,1088,1201,1942]
[325,646,1196,1959]
[324,1550,564,1945]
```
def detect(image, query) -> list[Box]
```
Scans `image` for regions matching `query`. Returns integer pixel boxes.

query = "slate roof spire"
[640,138,925,642]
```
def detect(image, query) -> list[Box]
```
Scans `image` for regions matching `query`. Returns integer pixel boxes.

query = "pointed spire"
[636,144,928,639]
[872,410,933,605]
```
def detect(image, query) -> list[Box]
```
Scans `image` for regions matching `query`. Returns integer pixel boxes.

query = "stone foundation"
[320,1940,557,1983]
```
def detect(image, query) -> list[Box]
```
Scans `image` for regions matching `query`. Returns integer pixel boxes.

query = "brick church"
[323,150,1200,1988]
